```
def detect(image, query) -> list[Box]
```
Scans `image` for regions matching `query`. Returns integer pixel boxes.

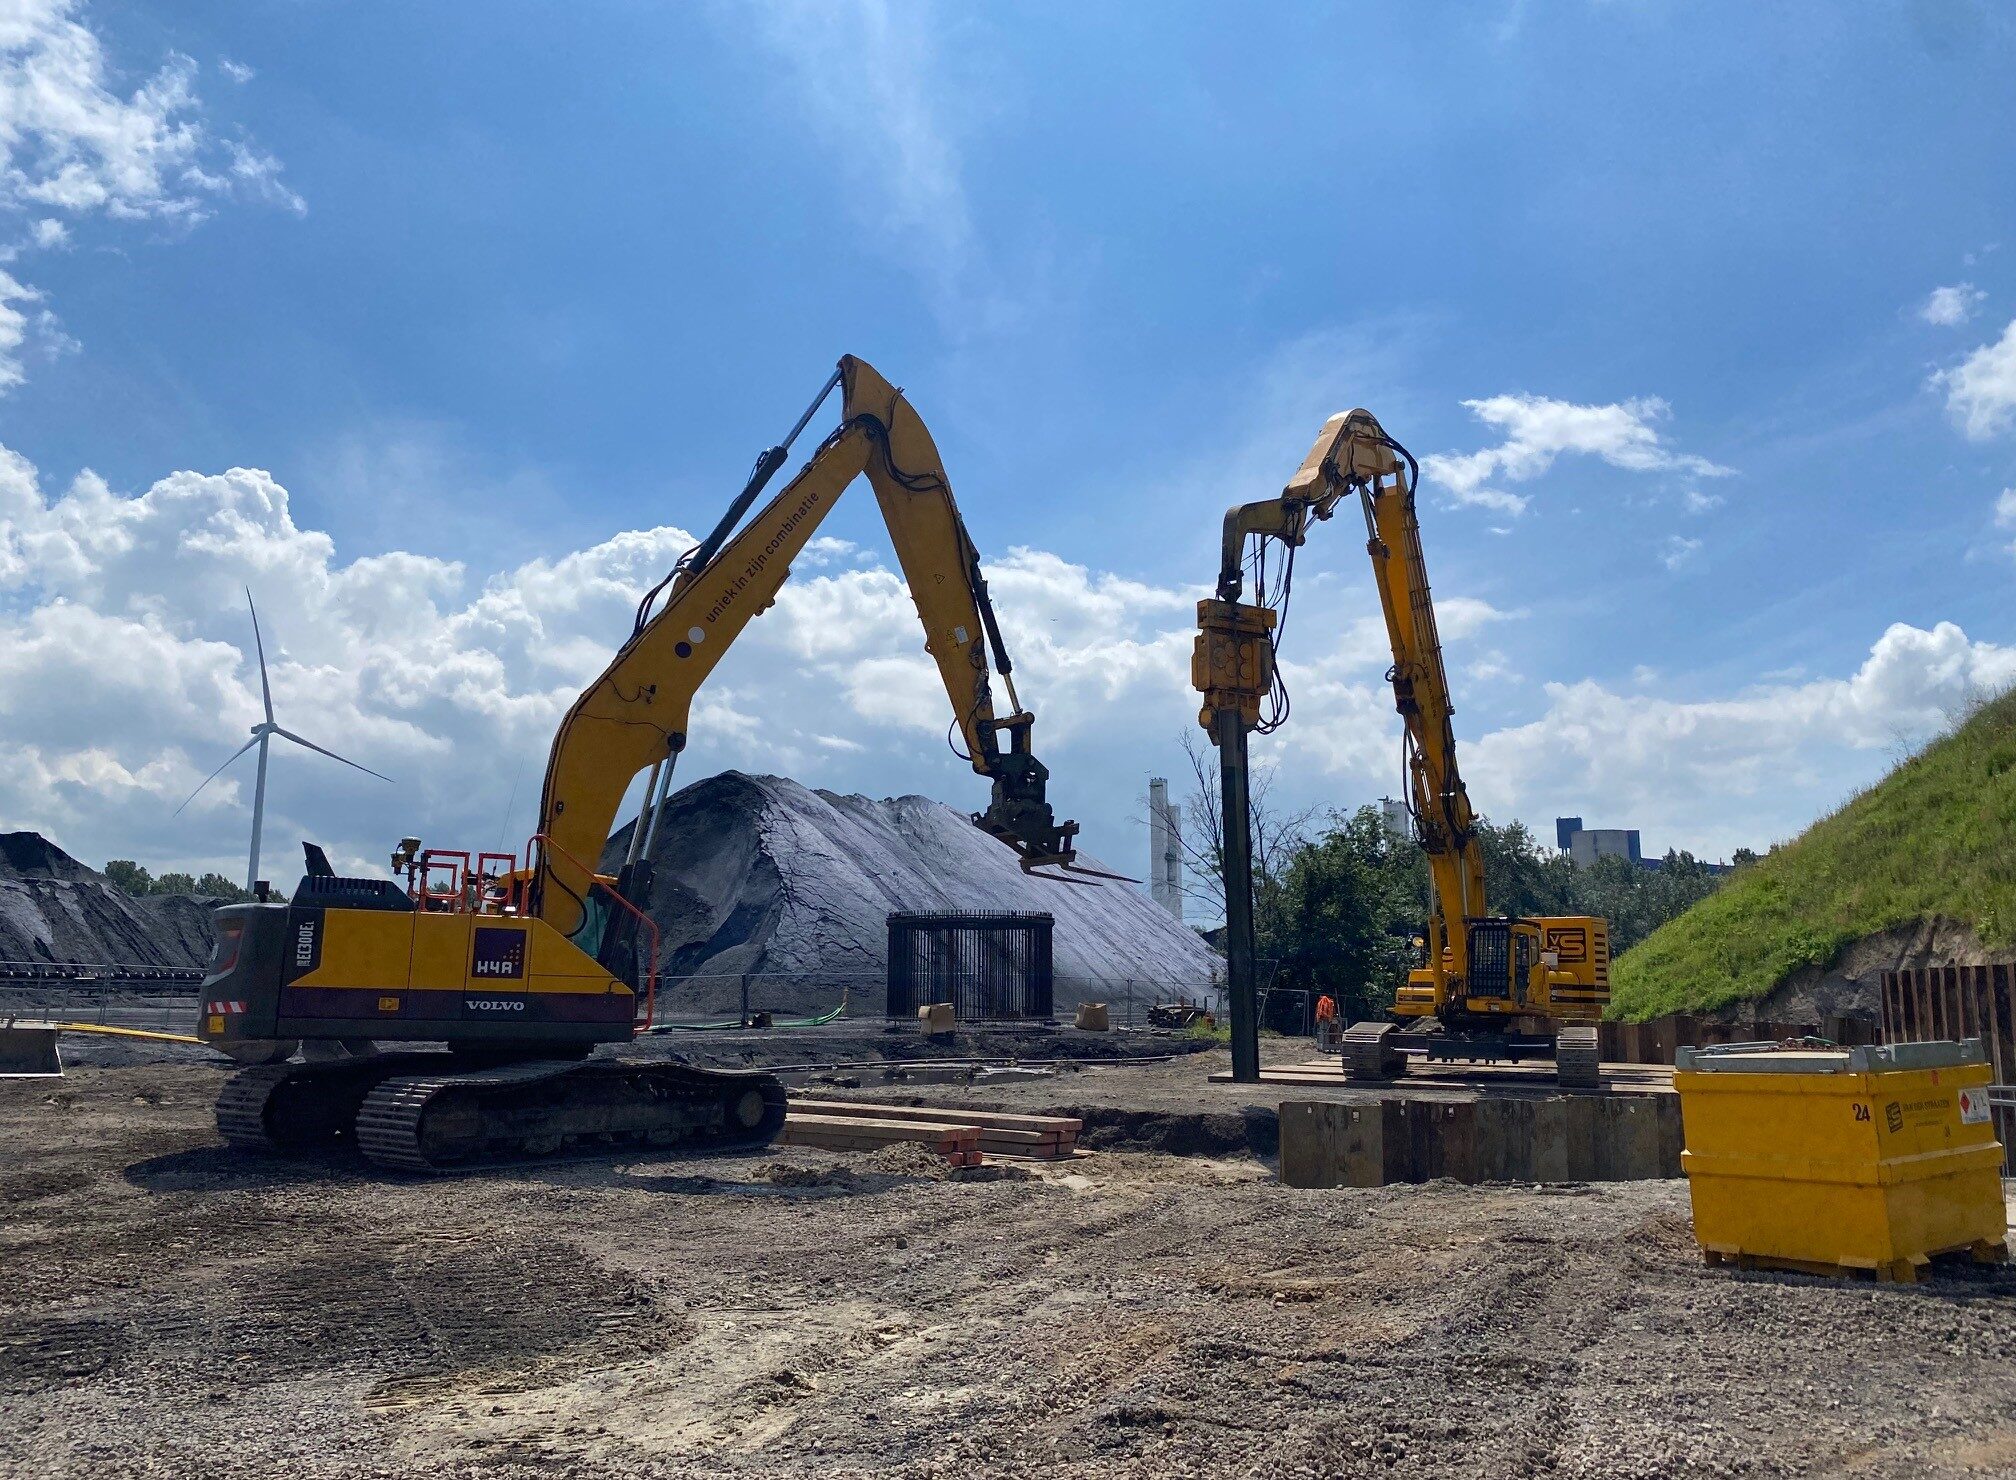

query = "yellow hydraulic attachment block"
[1676,1039,2009,1282]
[1192,599,1276,737]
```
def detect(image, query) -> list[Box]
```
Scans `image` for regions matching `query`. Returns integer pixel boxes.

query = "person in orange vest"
[1314,992,1338,1034]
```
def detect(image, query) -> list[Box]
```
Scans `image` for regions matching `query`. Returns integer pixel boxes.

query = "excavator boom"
[535,354,1090,936]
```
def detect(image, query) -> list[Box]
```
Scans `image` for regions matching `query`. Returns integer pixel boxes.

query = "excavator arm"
[1204,409,1483,975]
[532,355,1095,937]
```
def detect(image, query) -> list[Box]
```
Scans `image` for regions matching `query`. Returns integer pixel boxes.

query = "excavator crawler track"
[353,1059,787,1173]
[1554,1024,1602,1091]
[215,1054,786,1172]
[216,1053,439,1152]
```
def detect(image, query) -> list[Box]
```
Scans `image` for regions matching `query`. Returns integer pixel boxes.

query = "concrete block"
[1279,1100,1406,1188]
[917,1003,955,1034]
[1073,1002,1110,1032]
[1589,1095,1664,1181]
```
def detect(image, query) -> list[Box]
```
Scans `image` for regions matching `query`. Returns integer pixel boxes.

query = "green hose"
[647,991,850,1033]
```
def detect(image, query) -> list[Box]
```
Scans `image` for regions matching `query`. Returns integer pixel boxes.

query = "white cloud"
[5,436,2011,883]
[0,442,1211,880]
[1463,622,2016,858]
[0,267,30,388]
[1661,534,1702,570]
[1422,393,1732,514]
[1920,283,1986,327]
[1997,488,2016,528]
[218,58,253,84]
[1682,488,1723,514]
[1935,318,2016,440]
[0,1,300,388]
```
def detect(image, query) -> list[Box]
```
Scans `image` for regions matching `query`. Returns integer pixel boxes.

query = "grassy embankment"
[1609,688,2016,1020]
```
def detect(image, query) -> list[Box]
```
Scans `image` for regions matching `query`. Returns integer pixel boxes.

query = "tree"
[1258,805,1422,1023]
[1174,728,1316,928]
[194,872,253,902]
[103,859,153,894]
[153,871,199,896]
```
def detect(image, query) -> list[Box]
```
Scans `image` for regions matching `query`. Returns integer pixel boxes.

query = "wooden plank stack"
[783,1097,1083,1167]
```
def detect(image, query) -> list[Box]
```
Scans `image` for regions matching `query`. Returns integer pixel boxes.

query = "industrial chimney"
[1147,777,1183,921]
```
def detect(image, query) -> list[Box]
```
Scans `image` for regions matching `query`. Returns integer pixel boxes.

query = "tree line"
[102,860,254,903]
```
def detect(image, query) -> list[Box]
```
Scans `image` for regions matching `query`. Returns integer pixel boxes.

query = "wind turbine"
[177,590,393,891]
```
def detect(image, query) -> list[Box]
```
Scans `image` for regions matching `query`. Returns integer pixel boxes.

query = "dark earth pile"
[0,833,216,970]
[606,772,1220,1016]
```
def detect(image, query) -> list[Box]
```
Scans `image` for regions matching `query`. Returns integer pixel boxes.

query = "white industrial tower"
[1147,777,1183,921]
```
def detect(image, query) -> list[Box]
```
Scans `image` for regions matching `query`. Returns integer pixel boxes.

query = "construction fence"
[1881,963,2016,1176]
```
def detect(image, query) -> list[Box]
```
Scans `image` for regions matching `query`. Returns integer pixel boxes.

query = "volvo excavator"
[198,355,1108,1170]
[1194,408,1606,1090]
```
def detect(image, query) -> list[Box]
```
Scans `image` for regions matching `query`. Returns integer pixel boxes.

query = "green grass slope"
[1609,688,2016,1020]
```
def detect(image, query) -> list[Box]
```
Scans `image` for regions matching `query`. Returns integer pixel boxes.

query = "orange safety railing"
[525,832,659,1032]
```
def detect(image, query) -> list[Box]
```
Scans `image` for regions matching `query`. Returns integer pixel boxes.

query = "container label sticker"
[1885,1094,1954,1133]
[1958,1088,1991,1126]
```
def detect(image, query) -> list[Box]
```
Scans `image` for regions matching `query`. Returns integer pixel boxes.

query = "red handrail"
[525,832,659,1033]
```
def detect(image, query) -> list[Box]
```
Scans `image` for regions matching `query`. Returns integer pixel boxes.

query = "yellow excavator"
[1195,409,1605,1089]
[199,355,1107,1169]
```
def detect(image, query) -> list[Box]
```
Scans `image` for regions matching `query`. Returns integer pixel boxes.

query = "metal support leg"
[1215,708,1260,1084]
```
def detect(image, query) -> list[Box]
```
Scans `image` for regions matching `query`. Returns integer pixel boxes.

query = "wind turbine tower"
[178,590,393,890]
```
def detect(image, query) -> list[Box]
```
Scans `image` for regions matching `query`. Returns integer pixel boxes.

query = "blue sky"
[2,0,2014,900]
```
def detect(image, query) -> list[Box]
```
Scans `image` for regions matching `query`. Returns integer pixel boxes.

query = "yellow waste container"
[1675,1039,2009,1282]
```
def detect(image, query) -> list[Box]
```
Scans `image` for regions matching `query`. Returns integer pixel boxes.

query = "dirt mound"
[607,771,1221,1016]
[0,832,216,970]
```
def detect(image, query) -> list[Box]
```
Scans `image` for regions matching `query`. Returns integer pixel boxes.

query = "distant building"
[1567,827,1641,869]
[1379,796,1409,843]
[1555,815,1737,873]
[1148,778,1183,921]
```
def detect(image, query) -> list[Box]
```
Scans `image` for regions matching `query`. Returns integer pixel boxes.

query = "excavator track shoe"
[215,1052,444,1152]
[1554,1024,1601,1090]
[354,1059,788,1173]
[1341,1021,1406,1082]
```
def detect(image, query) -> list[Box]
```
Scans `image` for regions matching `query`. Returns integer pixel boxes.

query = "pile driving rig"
[1194,408,1605,1090]
[199,355,1107,1170]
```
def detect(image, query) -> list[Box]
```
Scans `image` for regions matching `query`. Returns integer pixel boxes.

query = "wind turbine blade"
[246,587,274,724]
[174,734,261,815]
[272,727,394,784]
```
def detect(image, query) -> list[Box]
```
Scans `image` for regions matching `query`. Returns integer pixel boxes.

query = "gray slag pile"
[0,833,216,971]
[603,772,1221,1016]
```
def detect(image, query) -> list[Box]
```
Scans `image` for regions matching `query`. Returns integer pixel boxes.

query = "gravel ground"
[2,1058,2013,1480]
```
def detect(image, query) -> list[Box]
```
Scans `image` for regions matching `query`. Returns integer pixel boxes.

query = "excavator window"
[1468,920,1512,1001]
